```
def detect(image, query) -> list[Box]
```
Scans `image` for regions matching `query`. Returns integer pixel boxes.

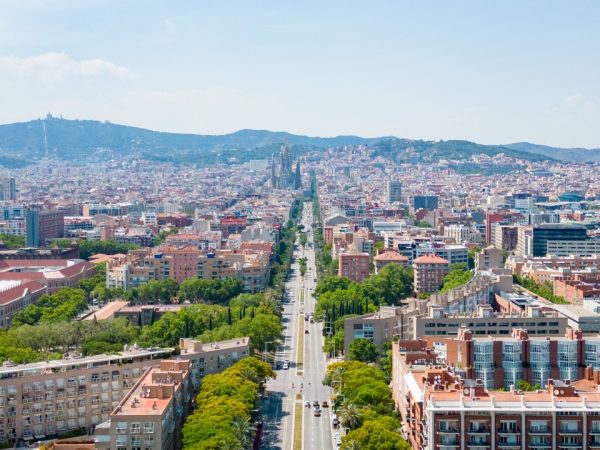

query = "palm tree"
[344,439,362,450]
[330,366,347,395]
[338,400,361,430]
[231,416,252,449]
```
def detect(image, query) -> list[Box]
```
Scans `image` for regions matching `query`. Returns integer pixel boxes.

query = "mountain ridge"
[0,116,598,166]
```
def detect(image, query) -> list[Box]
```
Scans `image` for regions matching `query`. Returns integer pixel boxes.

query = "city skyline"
[0,1,599,148]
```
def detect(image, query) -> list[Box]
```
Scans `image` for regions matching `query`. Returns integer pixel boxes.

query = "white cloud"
[0,51,137,85]
[566,93,598,113]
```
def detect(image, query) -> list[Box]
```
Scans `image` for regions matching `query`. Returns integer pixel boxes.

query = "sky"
[0,0,599,148]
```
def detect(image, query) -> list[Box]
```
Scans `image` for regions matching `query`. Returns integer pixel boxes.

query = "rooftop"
[414,254,450,265]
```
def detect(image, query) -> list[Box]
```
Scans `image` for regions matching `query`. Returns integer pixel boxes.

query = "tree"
[414,220,431,228]
[0,233,25,248]
[338,400,361,430]
[79,240,140,259]
[440,264,473,293]
[348,339,379,363]
[342,418,411,450]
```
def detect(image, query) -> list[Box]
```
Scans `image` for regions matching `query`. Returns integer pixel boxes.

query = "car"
[310,318,315,323]
[322,401,329,408]
[305,329,309,334]
[313,400,320,408]
[282,362,289,370]
[305,401,311,408]
[314,409,321,417]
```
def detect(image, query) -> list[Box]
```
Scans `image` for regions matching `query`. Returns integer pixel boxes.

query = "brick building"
[338,252,370,282]
[413,254,450,294]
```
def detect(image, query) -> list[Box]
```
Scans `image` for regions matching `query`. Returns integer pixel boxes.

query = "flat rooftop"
[0,347,174,377]
[83,300,129,321]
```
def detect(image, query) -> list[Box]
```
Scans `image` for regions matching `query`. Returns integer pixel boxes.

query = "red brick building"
[338,252,370,282]
[413,254,449,294]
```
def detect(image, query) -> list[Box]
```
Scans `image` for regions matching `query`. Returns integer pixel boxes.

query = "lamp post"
[263,341,274,365]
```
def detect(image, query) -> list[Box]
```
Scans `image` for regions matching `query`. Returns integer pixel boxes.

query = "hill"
[505,142,600,163]
[0,116,596,166]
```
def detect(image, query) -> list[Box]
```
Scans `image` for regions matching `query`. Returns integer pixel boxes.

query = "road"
[262,202,336,450]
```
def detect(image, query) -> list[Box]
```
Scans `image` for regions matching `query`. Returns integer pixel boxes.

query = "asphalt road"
[262,203,336,450]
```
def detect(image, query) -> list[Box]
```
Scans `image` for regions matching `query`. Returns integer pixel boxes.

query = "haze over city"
[1,1,599,147]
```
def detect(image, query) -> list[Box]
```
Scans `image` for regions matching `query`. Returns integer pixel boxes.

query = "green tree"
[78,240,140,259]
[0,233,26,248]
[348,338,379,363]
[342,418,411,450]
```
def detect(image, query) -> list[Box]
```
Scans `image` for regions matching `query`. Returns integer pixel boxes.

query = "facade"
[387,180,402,203]
[414,245,468,265]
[474,245,502,271]
[491,223,518,251]
[413,254,450,294]
[0,347,173,445]
[413,196,439,210]
[393,343,600,450]
[338,252,370,282]
[414,304,567,338]
[0,178,16,202]
[518,224,588,257]
[373,250,408,273]
[96,360,192,450]
[0,259,97,293]
[547,239,600,257]
[0,280,46,328]
[416,327,600,390]
[26,210,65,247]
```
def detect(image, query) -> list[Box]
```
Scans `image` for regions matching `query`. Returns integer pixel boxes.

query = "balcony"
[529,427,551,435]
[468,426,490,434]
[497,444,520,450]
[559,428,580,435]
[589,441,600,449]
[558,444,582,449]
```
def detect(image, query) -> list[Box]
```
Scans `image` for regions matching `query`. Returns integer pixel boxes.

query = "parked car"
[282,362,289,370]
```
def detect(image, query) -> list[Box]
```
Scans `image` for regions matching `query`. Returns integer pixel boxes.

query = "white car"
[282,362,289,370]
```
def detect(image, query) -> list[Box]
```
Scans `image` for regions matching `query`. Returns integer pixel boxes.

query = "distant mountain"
[0,116,596,167]
[505,142,600,163]
[370,138,553,163]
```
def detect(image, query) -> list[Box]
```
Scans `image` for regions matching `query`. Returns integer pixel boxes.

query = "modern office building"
[518,224,588,257]
[0,178,16,202]
[387,180,402,203]
[413,195,439,210]
[25,210,65,247]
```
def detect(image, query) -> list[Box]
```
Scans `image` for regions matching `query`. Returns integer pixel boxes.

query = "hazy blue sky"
[0,1,599,147]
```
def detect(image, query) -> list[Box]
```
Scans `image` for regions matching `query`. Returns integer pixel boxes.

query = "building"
[547,239,600,257]
[490,223,518,251]
[474,245,502,271]
[409,327,600,390]
[270,145,299,190]
[413,254,450,294]
[414,304,567,338]
[96,359,192,450]
[518,224,588,257]
[338,252,370,282]
[393,342,600,450]
[0,259,97,293]
[343,272,503,351]
[373,250,408,273]
[0,347,174,445]
[443,224,481,245]
[414,244,468,265]
[0,280,46,327]
[178,337,250,390]
[0,178,16,201]
[387,180,402,203]
[413,196,439,210]
[26,210,65,247]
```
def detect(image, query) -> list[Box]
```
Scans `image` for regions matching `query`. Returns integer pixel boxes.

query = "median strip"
[296,315,304,374]
[293,394,303,450]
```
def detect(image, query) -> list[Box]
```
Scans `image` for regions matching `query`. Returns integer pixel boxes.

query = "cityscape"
[1,2,600,450]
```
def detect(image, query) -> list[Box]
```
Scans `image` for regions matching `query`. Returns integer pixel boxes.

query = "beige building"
[96,360,192,450]
[373,250,408,274]
[0,347,173,446]
[474,245,502,271]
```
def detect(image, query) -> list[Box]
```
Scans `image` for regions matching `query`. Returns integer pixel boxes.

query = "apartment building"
[0,347,173,446]
[490,223,518,251]
[343,272,502,351]
[96,360,192,450]
[414,304,567,338]
[547,238,600,257]
[414,327,600,390]
[338,252,370,282]
[373,249,408,273]
[474,245,502,271]
[178,337,250,390]
[413,254,450,294]
[394,347,600,450]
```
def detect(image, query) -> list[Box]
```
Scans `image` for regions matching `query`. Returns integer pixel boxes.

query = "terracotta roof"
[0,281,46,306]
[413,254,449,265]
[374,251,408,261]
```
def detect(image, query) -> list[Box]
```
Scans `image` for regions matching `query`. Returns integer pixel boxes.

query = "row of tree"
[182,357,275,450]
[439,263,474,294]
[324,361,410,450]
[513,273,568,304]
[12,288,88,327]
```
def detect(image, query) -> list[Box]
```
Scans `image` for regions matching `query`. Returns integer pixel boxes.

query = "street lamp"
[263,341,274,364]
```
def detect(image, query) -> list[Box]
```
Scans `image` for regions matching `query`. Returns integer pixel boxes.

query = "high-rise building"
[26,209,65,247]
[0,178,16,201]
[387,180,402,203]
[413,254,449,294]
[413,195,438,210]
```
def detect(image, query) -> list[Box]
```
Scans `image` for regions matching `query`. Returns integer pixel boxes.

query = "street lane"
[262,202,335,450]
